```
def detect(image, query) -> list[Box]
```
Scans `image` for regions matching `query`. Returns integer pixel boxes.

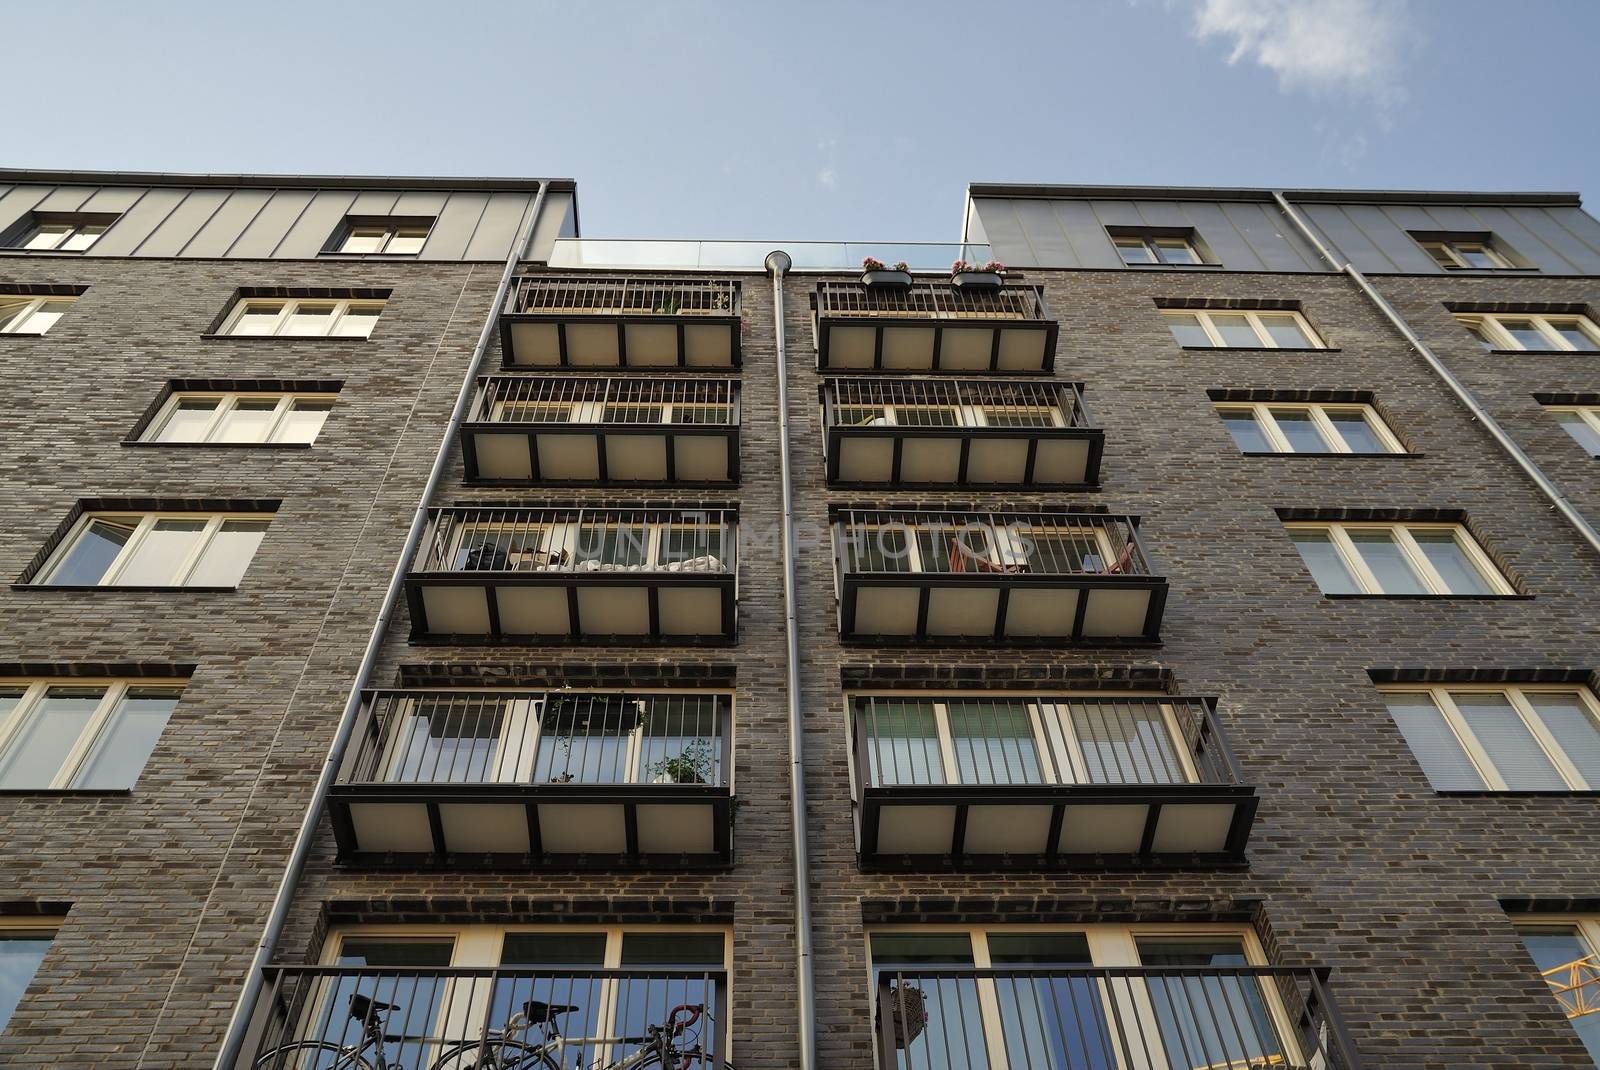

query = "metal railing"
[1542,953,1600,1020]
[508,275,740,318]
[242,966,729,1070]
[413,507,736,576]
[853,695,1242,789]
[835,510,1149,578]
[823,379,1088,430]
[875,966,1359,1070]
[815,281,1049,322]
[469,376,737,426]
[339,690,731,788]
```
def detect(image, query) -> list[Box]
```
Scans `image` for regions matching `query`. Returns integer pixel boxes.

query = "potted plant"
[861,257,913,290]
[648,739,716,785]
[950,259,1006,291]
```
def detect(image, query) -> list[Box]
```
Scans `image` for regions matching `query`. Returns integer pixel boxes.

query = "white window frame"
[1214,402,1405,454]
[142,391,338,445]
[16,219,111,252]
[336,222,432,256]
[1113,235,1204,266]
[1513,913,1600,1025]
[1163,309,1324,349]
[0,678,186,789]
[37,511,272,587]
[1286,521,1513,596]
[220,297,385,338]
[0,294,76,335]
[1457,312,1600,352]
[1545,404,1600,457]
[1417,238,1513,271]
[1381,684,1600,791]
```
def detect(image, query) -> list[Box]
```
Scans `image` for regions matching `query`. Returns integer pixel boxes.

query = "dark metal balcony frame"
[851,694,1257,871]
[831,508,1167,646]
[404,506,738,646]
[811,280,1057,374]
[500,275,742,369]
[460,375,741,486]
[820,377,1103,490]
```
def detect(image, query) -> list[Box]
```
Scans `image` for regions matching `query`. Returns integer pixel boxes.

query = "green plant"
[648,739,715,784]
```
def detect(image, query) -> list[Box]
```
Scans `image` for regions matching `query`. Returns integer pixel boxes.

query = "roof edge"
[966,182,1581,208]
[0,168,574,193]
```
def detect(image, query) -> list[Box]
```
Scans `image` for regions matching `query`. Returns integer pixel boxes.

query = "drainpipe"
[210,182,549,1070]
[1271,191,1600,558]
[766,249,818,1070]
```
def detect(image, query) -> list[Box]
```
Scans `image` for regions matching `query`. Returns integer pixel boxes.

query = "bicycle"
[254,991,733,1070]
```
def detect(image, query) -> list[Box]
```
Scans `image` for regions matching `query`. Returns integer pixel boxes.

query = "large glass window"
[1216,401,1403,454]
[0,927,56,1035]
[1162,309,1323,349]
[1545,404,1600,457]
[37,512,272,588]
[221,297,385,338]
[0,681,183,790]
[1286,522,1510,596]
[1515,920,1600,1065]
[1458,312,1600,352]
[144,391,337,445]
[1383,686,1600,791]
[0,294,76,335]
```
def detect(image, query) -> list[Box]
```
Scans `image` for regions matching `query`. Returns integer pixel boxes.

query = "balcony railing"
[874,966,1360,1070]
[329,690,733,867]
[821,378,1102,488]
[501,275,741,369]
[832,509,1166,644]
[812,281,1056,373]
[852,695,1256,867]
[235,966,730,1070]
[405,507,737,644]
[462,376,739,484]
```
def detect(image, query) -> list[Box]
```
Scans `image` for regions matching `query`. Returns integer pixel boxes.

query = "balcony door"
[381,693,541,784]
[870,926,1301,1070]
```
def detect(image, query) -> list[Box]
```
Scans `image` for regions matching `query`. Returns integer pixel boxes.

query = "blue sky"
[8,1,1597,240]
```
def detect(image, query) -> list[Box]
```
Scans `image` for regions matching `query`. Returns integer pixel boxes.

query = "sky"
[7,0,1598,241]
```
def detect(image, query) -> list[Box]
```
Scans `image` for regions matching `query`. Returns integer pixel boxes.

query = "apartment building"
[0,170,1598,1070]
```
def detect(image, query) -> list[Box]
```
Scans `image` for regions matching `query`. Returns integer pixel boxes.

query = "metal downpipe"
[1271,191,1600,558]
[766,248,818,1070]
[209,183,549,1070]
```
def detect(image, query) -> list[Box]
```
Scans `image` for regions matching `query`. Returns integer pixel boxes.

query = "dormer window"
[1108,227,1212,266]
[1410,231,1520,271]
[327,217,433,256]
[5,213,118,252]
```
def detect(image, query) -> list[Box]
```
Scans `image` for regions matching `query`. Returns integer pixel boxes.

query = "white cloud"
[1186,0,1411,112]
[817,167,838,189]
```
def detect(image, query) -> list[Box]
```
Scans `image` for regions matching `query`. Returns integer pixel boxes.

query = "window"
[1216,402,1404,454]
[1413,234,1515,271]
[7,215,114,252]
[1457,312,1600,352]
[219,297,384,338]
[335,220,431,256]
[1286,521,1511,596]
[0,920,57,1035]
[1383,686,1600,792]
[1513,917,1600,1064]
[141,391,336,445]
[1163,309,1322,349]
[36,511,272,587]
[1546,404,1600,457]
[0,680,184,790]
[1114,235,1204,266]
[0,294,76,335]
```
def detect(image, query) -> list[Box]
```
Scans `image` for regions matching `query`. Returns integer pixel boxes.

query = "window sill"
[120,440,313,450]
[0,332,49,338]
[199,334,370,342]
[1180,346,1338,354]
[1321,592,1531,601]
[1120,262,1224,270]
[12,584,239,593]
[318,252,422,260]
[0,788,132,797]
[1488,348,1595,356]
[0,248,91,256]
[1435,789,1599,797]
[1239,451,1422,458]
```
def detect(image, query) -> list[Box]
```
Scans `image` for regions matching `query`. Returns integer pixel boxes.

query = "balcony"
[405,507,736,644]
[462,376,739,485]
[821,378,1102,489]
[874,965,1360,1070]
[329,690,733,868]
[233,966,730,1070]
[832,509,1167,644]
[812,281,1056,374]
[852,694,1256,869]
[500,275,741,369]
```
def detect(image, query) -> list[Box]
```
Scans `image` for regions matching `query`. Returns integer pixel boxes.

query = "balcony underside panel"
[842,577,1165,644]
[466,428,735,484]
[859,786,1256,870]
[502,316,740,369]
[407,576,735,644]
[330,786,732,869]
[830,431,1098,489]
[817,318,1054,373]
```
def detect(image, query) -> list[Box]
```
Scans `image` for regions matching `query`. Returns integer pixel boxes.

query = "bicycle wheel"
[253,1040,376,1070]
[428,1039,559,1070]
